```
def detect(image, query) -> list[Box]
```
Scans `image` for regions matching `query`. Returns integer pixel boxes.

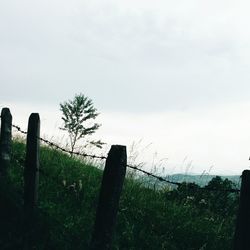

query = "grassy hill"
[0,139,239,249]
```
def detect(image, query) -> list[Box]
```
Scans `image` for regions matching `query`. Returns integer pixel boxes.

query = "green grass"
[1,139,238,250]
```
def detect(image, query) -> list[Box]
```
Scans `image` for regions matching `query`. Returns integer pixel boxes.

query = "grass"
[1,139,238,250]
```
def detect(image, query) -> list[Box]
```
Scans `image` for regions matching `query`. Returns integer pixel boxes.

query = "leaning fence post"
[23,113,40,249]
[90,145,127,250]
[0,108,12,176]
[233,170,250,250]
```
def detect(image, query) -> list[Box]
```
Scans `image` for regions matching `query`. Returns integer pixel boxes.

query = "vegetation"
[60,93,104,153]
[0,139,239,250]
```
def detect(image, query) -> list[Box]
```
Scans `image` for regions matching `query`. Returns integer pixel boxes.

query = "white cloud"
[4,100,249,175]
[1,0,250,174]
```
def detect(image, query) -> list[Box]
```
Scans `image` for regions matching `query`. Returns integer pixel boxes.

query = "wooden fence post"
[233,170,250,250]
[90,145,127,250]
[24,113,40,215]
[0,108,12,176]
[23,113,40,249]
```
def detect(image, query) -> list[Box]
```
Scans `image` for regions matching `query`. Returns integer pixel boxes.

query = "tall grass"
[2,139,238,250]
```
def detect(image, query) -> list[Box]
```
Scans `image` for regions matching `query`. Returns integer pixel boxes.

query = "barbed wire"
[127,164,240,193]
[126,164,182,187]
[11,122,240,193]
[12,124,107,160]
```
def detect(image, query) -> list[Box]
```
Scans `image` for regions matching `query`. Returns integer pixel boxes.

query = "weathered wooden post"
[233,170,250,250]
[90,145,127,250]
[0,108,12,176]
[23,113,40,249]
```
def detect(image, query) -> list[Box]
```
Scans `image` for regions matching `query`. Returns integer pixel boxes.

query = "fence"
[0,107,249,250]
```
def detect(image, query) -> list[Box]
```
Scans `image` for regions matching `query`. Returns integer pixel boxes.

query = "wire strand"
[11,122,240,193]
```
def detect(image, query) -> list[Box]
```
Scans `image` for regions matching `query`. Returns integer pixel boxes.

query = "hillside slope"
[0,140,239,250]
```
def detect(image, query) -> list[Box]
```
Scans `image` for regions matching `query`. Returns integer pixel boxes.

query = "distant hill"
[166,174,241,187]
[140,173,241,189]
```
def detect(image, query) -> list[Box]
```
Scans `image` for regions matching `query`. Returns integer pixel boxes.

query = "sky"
[1,0,250,175]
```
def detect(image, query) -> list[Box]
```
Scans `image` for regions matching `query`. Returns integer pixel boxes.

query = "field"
[0,139,239,250]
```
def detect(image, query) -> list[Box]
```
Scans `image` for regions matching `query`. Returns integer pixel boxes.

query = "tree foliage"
[166,176,239,217]
[60,93,104,153]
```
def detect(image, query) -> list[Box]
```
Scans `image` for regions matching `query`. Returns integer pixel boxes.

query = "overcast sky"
[1,0,250,175]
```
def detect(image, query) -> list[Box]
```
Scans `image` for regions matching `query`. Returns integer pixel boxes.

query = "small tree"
[60,93,104,154]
